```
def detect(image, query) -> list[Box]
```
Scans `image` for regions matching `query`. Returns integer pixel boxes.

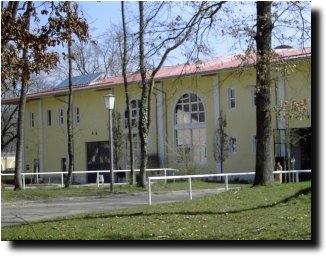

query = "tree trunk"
[137,1,148,187]
[65,38,74,188]
[14,1,32,190]
[14,70,28,190]
[254,1,274,185]
[121,1,135,184]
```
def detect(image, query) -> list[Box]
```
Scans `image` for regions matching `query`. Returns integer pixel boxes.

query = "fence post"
[295,171,299,183]
[224,175,229,192]
[22,174,26,190]
[164,169,167,184]
[96,172,99,188]
[188,177,192,200]
[61,173,64,187]
[148,178,152,205]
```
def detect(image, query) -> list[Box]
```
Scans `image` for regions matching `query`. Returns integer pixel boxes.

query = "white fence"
[1,168,178,189]
[147,170,311,205]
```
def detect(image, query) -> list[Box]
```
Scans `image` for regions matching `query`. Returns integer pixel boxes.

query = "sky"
[77,0,312,66]
[79,1,123,38]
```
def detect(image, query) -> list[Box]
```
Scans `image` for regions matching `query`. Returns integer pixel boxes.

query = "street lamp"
[290,156,296,183]
[104,93,115,193]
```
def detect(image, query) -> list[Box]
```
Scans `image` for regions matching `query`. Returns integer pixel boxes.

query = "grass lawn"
[1,181,311,240]
[1,179,240,203]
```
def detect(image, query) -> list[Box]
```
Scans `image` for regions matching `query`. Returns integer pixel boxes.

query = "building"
[1,152,15,172]
[2,47,311,183]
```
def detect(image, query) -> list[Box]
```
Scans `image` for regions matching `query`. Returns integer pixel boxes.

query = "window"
[252,135,256,154]
[47,110,52,127]
[251,87,257,107]
[74,107,80,124]
[58,108,64,126]
[228,136,237,154]
[228,88,236,110]
[124,99,141,129]
[174,93,206,164]
[29,112,35,128]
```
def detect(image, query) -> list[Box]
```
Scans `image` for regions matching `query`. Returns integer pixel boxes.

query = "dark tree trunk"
[65,38,74,188]
[121,1,135,184]
[254,1,274,185]
[137,1,148,187]
[14,1,32,190]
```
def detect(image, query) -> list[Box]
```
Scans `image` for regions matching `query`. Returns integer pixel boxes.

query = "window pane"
[199,112,205,122]
[199,103,204,111]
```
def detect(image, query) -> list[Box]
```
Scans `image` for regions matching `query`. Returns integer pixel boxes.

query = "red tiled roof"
[1,47,311,104]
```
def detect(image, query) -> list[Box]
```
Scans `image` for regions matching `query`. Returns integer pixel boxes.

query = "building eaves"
[1,47,311,105]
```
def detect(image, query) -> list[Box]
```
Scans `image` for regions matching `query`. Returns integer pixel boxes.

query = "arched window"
[174,93,207,164]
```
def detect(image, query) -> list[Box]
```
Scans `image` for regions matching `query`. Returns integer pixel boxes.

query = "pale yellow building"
[2,47,311,183]
[1,152,15,171]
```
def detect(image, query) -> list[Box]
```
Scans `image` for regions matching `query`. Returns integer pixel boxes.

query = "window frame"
[228,136,237,155]
[174,92,207,165]
[46,109,52,127]
[58,108,64,126]
[74,106,80,124]
[29,112,35,128]
[228,88,236,110]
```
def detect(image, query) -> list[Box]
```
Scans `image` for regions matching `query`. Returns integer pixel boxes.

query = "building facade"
[2,47,311,183]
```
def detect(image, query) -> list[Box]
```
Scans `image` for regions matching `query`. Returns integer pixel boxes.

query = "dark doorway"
[86,141,111,183]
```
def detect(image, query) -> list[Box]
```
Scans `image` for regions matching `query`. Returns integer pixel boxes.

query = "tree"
[213,111,229,174]
[121,1,135,184]
[2,2,60,190]
[60,2,89,188]
[136,1,226,187]
[1,1,89,190]
[253,1,274,185]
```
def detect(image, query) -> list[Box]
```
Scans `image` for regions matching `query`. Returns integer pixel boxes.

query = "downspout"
[213,74,221,174]
[38,98,44,173]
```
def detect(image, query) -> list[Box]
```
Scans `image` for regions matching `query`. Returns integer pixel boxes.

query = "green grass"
[1,181,311,240]
[1,179,239,203]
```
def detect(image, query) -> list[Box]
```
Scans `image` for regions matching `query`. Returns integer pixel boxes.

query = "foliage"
[1,181,311,240]
[272,99,310,120]
[112,111,123,170]
[213,111,229,172]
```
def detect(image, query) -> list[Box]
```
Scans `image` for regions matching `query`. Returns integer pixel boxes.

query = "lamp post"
[290,156,296,183]
[104,94,115,193]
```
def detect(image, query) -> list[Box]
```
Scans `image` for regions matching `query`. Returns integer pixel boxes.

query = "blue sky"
[79,1,126,38]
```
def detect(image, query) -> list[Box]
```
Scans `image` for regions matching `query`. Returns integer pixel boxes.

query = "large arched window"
[174,93,207,164]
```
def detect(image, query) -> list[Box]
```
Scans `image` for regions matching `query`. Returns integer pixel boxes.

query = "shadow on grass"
[27,186,311,225]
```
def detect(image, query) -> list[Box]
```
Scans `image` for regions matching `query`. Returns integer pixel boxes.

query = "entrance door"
[86,141,110,183]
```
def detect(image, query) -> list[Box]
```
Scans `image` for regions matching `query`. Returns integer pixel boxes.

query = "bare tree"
[61,2,89,188]
[137,1,226,187]
[121,1,135,184]
[1,88,19,153]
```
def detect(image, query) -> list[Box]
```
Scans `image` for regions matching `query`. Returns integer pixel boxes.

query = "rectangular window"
[228,88,236,110]
[58,108,64,126]
[252,135,256,154]
[228,136,237,154]
[47,109,52,127]
[74,107,80,124]
[30,112,35,128]
[251,87,257,107]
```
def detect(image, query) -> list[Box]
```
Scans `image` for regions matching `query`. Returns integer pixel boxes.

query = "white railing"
[147,170,311,205]
[1,168,178,189]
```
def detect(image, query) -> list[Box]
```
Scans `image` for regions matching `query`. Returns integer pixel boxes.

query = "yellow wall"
[22,58,311,181]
